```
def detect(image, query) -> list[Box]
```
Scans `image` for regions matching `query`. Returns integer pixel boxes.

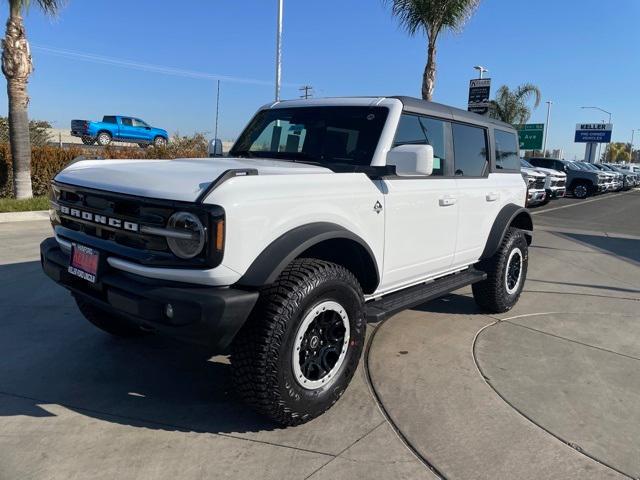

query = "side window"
[494,130,520,170]
[103,116,116,124]
[393,114,446,176]
[452,123,488,176]
[120,117,133,127]
[132,119,148,128]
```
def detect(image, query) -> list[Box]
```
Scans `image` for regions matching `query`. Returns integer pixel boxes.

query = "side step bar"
[365,268,487,322]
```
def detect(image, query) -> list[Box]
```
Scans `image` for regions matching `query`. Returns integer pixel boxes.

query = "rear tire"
[75,296,145,337]
[96,132,112,146]
[472,228,528,313]
[231,258,365,426]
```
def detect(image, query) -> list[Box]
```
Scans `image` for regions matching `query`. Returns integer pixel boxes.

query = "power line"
[31,44,299,87]
[299,85,313,99]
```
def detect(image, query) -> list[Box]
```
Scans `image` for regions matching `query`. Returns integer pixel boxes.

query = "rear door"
[452,122,501,267]
[379,113,459,292]
[118,117,139,141]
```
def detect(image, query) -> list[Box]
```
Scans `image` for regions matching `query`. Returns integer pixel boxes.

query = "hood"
[531,166,566,178]
[521,167,546,178]
[55,157,332,202]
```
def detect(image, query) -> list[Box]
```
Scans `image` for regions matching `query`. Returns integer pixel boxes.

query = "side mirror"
[386,144,434,176]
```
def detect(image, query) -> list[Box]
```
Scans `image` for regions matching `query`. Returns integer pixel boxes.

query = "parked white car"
[521,159,566,201]
[520,161,547,206]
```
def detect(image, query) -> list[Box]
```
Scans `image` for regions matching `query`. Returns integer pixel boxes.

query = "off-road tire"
[231,258,366,426]
[96,132,112,146]
[472,228,528,313]
[153,136,167,147]
[75,296,145,337]
[81,136,95,145]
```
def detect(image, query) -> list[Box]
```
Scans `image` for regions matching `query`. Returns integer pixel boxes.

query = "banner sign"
[468,78,491,115]
[574,123,613,143]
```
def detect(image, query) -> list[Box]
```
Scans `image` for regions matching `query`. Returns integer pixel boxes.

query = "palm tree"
[2,0,62,199]
[489,83,541,126]
[385,0,480,101]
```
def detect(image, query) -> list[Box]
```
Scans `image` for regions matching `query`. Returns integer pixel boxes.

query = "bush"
[0,116,52,147]
[0,133,209,198]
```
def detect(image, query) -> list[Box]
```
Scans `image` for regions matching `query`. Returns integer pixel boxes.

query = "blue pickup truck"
[71,115,169,148]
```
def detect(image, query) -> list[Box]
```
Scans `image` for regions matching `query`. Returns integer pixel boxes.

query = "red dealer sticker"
[68,243,100,283]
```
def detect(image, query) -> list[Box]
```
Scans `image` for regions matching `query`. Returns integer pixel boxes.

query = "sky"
[2,0,639,160]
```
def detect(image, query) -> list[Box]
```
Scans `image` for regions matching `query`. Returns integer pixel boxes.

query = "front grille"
[552,179,565,188]
[534,178,545,189]
[51,181,224,268]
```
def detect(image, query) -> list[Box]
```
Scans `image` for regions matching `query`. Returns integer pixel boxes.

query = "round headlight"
[166,212,206,259]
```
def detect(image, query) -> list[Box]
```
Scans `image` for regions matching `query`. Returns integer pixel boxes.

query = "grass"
[0,196,49,213]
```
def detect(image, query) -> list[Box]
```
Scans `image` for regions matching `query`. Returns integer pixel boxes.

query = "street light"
[631,129,640,162]
[473,65,488,79]
[580,106,612,124]
[542,101,552,155]
[274,0,283,101]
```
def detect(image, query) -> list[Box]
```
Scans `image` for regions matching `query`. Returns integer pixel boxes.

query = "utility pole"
[274,0,283,101]
[299,85,313,99]
[542,101,552,156]
[214,80,220,142]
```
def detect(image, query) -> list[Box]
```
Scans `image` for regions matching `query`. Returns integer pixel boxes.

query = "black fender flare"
[480,204,533,259]
[236,222,380,290]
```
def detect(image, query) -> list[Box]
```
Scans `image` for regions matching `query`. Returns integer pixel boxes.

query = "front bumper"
[40,237,258,351]
[547,186,565,198]
[527,188,546,205]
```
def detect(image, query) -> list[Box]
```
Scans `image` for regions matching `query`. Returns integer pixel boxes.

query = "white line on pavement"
[532,189,637,215]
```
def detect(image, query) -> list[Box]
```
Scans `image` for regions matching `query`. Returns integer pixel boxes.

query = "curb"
[0,210,49,223]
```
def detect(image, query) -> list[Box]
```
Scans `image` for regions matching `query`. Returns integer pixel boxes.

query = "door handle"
[486,192,500,202]
[439,195,457,207]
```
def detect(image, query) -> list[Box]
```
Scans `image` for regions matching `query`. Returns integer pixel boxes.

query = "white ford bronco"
[41,96,532,425]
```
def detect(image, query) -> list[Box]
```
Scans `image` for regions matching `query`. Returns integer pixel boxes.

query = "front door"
[378,113,459,293]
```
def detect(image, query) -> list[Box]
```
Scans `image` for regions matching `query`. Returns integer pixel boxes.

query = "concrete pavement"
[1,191,639,479]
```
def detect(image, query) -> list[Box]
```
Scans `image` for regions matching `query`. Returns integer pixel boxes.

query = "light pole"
[580,106,611,124]
[274,0,283,101]
[473,65,488,79]
[631,129,640,162]
[542,101,552,156]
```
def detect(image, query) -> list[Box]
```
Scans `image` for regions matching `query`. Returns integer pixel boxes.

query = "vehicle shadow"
[0,260,277,434]
[556,232,640,266]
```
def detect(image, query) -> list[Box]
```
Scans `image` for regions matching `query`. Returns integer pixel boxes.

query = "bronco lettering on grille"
[58,205,139,232]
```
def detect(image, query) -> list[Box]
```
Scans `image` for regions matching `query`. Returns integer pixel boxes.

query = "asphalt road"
[1,190,639,479]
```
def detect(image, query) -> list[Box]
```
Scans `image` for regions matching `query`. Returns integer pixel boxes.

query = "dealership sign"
[517,124,544,150]
[468,78,491,115]
[574,123,613,143]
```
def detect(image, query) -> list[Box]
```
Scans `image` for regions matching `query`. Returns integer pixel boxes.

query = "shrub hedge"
[0,135,209,198]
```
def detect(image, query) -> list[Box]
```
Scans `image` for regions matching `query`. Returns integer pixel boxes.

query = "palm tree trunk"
[2,3,34,199]
[422,41,436,101]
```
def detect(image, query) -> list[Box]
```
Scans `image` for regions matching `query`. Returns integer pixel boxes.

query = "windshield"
[230,106,389,166]
[521,159,534,168]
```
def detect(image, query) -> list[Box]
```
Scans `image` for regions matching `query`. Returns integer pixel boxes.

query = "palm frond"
[384,0,480,38]
[13,0,64,15]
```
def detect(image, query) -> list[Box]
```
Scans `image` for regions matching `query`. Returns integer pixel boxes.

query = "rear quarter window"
[494,130,520,171]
